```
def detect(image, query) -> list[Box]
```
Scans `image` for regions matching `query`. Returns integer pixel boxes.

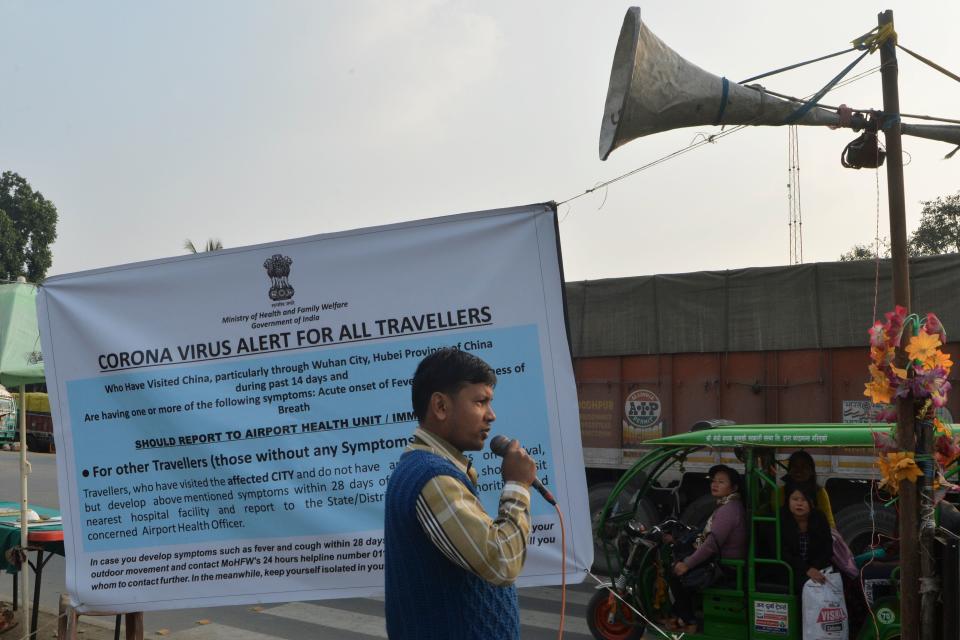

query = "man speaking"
[384,347,537,639]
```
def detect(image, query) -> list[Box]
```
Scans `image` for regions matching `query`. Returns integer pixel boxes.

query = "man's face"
[439,383,495,452]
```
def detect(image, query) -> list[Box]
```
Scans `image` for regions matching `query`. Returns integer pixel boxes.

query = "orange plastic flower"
[935,417,953,437]
[890,364,908,380]
[877,451,923,494]
[905,332,942,366]
[892,454,923,482]
[927,349,953,373]
[870,346,893,367]
[864,378,893,404]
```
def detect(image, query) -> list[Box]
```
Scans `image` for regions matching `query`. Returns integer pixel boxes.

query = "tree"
[908,191,960,256]
[839,191,960,261]
[0,171,59,282]
[184,238,223,253]
[839,238,892,262]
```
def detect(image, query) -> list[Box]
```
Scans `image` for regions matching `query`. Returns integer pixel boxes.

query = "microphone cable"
[553,502,567,640]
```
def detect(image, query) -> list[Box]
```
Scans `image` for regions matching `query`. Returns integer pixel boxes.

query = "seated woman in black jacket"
[780,480,833,594]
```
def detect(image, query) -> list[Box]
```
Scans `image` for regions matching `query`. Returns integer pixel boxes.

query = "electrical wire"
[9,610,68,640]
[559,64,884,210]
[897,43,960,84]
[556,124,750,206]
[739,47,859,84]
[859,467,881,640]
[558,50,954,216]
[585,570,679,640]
[871,128,885,323]
[786,126,804,264]
[761,68,960,126]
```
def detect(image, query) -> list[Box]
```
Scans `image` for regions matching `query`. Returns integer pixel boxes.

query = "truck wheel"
[586,589,645,640]
[835,503,896,556]
[679,494,716,529]
[26,434,40,452]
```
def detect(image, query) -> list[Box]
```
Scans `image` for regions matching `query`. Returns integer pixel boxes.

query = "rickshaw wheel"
[586,590,645,640]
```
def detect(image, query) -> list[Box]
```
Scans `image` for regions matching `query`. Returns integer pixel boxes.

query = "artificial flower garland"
[865,306,959,497]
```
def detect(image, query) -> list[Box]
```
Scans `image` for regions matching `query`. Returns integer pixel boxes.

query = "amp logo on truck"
[624,389,662,430]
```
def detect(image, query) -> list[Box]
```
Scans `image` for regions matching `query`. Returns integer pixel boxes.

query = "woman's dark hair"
[784,450,819,486]
[708,464,742,494]
[783,478,818,508]
[411,347,497,422]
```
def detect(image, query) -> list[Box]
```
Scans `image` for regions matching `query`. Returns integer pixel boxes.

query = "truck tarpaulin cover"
[37,204,591,613]
[565,253,960,356]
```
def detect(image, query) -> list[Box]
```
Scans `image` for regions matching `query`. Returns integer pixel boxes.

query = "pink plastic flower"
[883,306,908,346]
[869,322,888,349]
[874,407,897,423]
[872,429,899,453]
[925,313,947,344]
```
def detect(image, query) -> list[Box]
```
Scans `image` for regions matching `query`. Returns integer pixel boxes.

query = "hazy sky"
[3,1,958,282]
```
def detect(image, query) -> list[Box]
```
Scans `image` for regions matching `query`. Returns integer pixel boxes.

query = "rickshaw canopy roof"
[645,423,895,449]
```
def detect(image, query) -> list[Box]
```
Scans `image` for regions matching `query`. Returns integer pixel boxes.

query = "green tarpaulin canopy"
[0,281,44,388]
[0,280,45,630]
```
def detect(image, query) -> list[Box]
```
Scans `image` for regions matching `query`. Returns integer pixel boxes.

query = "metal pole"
[917,419,937,640]
[18,386,31,637]
[877,10,921,640]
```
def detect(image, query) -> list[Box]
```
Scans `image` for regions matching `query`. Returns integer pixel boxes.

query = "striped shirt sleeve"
[416,476,531,586]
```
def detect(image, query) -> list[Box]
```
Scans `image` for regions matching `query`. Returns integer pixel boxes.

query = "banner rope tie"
[851,23,896,53]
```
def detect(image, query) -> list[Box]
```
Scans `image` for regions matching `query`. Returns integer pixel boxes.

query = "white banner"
[38,204,591,612]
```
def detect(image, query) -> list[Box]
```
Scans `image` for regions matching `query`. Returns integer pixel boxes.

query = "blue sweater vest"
[384,449,520,639]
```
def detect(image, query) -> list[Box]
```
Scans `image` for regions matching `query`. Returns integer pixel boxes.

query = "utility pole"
[878,10,923,640]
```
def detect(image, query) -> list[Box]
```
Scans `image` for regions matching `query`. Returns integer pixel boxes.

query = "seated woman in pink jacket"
[667,464,747,634]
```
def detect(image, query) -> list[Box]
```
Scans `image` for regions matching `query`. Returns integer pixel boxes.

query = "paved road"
[0,450,602,639]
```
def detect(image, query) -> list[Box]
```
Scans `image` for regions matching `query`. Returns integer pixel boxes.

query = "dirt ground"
[3,605,125,640]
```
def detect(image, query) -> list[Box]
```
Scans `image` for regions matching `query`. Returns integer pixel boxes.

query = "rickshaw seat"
[702,560,747,638]
[702,559,744,594]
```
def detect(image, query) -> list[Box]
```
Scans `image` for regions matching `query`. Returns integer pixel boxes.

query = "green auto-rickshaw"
[588,423,960,640]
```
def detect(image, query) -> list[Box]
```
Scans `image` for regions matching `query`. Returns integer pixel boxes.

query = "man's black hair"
[411,347,497,422]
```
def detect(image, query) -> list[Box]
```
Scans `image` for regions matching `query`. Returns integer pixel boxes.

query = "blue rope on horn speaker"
[713,77,730,126]
[785,49,869,124]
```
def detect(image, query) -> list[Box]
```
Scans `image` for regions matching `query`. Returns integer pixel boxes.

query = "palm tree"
[184,238,223,253]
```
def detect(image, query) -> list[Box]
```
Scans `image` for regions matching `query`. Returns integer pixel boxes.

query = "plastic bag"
[830,529,858,579]
[802,568,848,640]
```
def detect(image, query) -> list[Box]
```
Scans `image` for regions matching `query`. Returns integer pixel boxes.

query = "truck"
[564,253,960,562]
[0,386,16,446]
[0,387,54,452]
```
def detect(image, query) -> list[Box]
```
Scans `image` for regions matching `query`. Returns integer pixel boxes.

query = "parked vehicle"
[0,388,54,452]
[22,392,53,452]
[0,386,16,445]
[564,255,960,568]
[587,422,960,640]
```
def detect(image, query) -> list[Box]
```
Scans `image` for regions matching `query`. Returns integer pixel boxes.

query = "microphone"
[489,435,556,506]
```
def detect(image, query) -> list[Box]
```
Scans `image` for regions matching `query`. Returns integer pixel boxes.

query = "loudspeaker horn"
[600,8,840,160]
[600,8,960,160]
[901,123,960,146]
